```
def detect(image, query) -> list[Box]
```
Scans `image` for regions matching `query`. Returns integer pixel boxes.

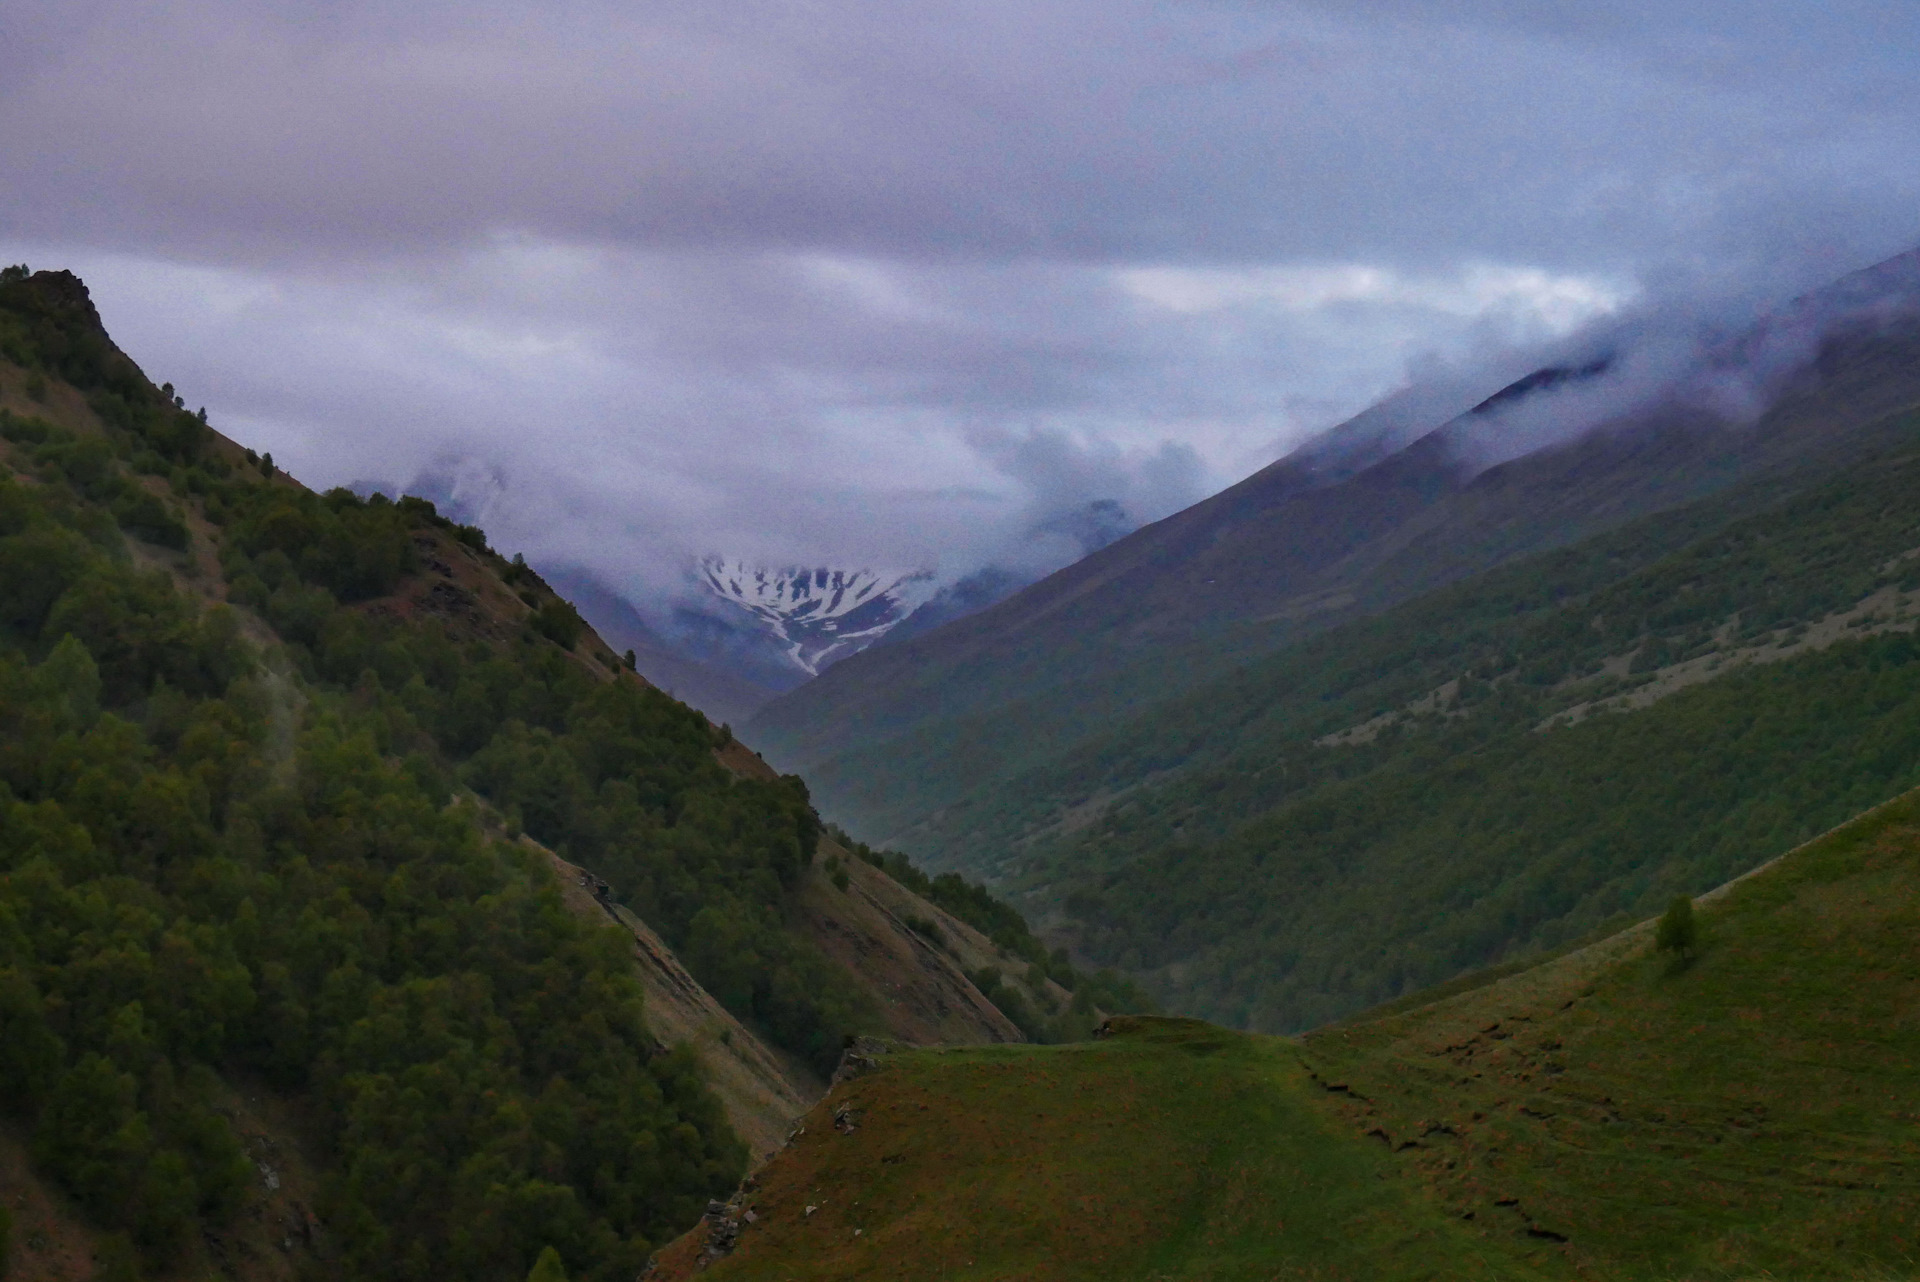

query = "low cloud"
[3,0,1918,620]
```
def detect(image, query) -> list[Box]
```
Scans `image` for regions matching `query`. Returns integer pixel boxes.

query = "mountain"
[747,245,1920,848]
[546,497,1142,717]
[754,382,1920,1033]
[697,559,937,677]
[650,786,1920,1278]
[0,267,1121,1282]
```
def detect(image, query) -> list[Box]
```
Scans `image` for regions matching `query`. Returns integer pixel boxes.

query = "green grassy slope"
[656,789,1920,1280]
[916,408,1920,878]
[659,1023,1541,1282]
[1302,785,1920,1278]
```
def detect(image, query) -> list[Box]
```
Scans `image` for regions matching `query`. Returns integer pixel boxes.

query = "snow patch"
[699,558,938,676]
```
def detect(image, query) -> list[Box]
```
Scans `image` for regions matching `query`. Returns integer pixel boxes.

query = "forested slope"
[0,267,1092,1282]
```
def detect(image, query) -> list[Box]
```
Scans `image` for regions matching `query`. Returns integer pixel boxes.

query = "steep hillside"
[0,267,1050,1282]
[894,405,1920,1028]
[750,247,1920,846]
[541,567,783,727]
[650,787,1920,1279]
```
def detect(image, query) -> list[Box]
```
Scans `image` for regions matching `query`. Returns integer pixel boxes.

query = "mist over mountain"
[750,239,1920,849]
[350,246,1920,728]
[352,451,1161,714]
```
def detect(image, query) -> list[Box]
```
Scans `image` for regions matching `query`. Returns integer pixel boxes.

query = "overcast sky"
[5,0,1918,599]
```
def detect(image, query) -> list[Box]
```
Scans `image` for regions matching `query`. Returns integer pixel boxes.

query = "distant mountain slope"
[877,404,1920,1028]
[650,786,1920,1279]
[748,247,1920,848]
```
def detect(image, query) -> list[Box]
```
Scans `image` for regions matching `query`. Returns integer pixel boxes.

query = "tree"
[526,1246,569,1282]
[1656,895,1698,959]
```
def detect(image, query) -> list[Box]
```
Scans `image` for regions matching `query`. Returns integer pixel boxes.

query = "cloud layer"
[4,0,1917,606]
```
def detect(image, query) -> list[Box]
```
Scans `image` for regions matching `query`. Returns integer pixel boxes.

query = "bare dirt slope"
[795,844,1023,1049]
[536,842,822,1164]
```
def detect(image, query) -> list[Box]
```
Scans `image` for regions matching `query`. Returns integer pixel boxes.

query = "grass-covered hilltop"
[653,788,1920,1279]
[0,266,1126,1282]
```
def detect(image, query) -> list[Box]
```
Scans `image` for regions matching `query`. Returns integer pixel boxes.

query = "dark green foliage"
[0,545,741,1282]
[0,412,188,552]
[109,487,189,549]
[93,1232,140,1282]
[225,486,415,602]
[0,464,748,1277]
[435,663,860,1072]
[0,281,865,1278]
[1656,895,1698,958]
[532,598,585,649]
[527,1246,569,1282]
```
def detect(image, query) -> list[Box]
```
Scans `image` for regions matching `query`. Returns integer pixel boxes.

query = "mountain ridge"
[747,245,1920,851]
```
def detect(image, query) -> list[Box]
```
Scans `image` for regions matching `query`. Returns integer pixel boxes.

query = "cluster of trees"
[0,453,744,1280]
[0,270,863,1279]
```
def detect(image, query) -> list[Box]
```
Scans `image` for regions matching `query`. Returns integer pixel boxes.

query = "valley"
[5,240,1920,1282]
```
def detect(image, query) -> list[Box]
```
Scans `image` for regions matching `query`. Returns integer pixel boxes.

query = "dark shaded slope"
[0,268,1055,1282]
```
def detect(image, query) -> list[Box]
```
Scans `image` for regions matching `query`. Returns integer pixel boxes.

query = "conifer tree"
[527,1245,569,1282]
[1656,895,1698,959]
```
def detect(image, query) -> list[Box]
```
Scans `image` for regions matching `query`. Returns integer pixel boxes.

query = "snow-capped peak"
[699,559,937,676]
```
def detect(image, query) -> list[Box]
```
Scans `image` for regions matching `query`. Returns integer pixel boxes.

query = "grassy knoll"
[1304,787,1920,1279]
[658,787,1920,1279]
[662,1019,1538,1281]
